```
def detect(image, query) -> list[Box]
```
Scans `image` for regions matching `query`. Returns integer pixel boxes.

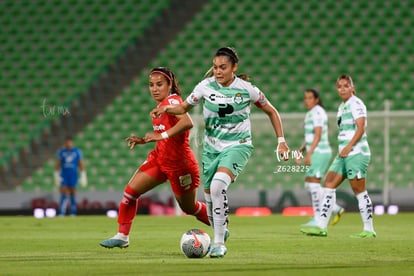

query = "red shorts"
[138,154,200,195]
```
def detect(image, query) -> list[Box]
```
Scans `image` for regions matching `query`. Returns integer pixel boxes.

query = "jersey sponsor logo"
[63,152,76,163]
[217,103,234,117]
[153,124,166,131]
[209,94,233,102]
[168,98,180,105]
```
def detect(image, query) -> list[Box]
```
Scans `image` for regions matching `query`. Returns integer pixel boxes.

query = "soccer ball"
[180,229,211,258]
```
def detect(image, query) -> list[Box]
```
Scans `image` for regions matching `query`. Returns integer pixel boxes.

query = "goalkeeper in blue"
[151,47,290,257]
[54,136,87,216]
[301,75,376,238]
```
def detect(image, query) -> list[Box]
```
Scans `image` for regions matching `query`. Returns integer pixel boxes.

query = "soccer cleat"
[330,207,345,225]
[209,244,227,258]
[100,234,129,249]
[350,231,377,238]
[301,218,318,227]
[300,226,328,237]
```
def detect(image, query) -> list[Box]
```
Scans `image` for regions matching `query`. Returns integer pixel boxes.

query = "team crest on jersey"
[234,93,243,104]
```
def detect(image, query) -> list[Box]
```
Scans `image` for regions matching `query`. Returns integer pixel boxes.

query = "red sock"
[190,201,210,226]
[118,185,140,235]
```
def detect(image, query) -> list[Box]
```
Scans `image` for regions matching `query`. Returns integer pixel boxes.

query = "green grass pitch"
[0,213,413,275]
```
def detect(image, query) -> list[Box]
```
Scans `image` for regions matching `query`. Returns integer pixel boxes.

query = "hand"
[339,145,352,158]
[294,151,302,165]
[143,132,163,143]
[150,106,166,118]
[79,171,88,187]
[54,171,62,187]
[304,152,312,166]
[125,135,146,150]
[276,142,290,161]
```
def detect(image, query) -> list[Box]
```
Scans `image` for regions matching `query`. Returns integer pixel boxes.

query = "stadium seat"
[16,0,413,193]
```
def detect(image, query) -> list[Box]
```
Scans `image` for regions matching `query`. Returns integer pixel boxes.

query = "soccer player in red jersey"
[100,67,209,249]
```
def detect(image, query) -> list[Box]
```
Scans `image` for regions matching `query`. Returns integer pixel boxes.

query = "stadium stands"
[1,0,411,191]
[0,0,170,170]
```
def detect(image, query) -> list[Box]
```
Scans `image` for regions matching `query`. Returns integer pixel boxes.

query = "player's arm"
[339,117,365,157]
[258,101,290,160]
[144,113,194,142]
[302,126,321,165]
[307,127,322,155]
[78,159,85,171]
[150,101,193,118]
[298,142,306,153]
[78,153,88,187]
[295,142,306,164]
[55,159,61,171]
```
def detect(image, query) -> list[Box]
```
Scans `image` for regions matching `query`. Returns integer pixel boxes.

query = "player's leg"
[201,151,220,228]
[302,152,329,226]
[208,145,253,258]
[68,186,77,216]
[347,155,376,238]
[303,176,322,227]
[317,152,345,226]
[301,156,345,236]
[209,169,232,257]
[174,190,209,226]
[100,160,165,249]
[59,186,69,216]
[169,164,210,226]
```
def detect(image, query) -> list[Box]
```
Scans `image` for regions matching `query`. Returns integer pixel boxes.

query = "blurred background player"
[100,67,210,249]
[296,89,344,227]
[54,136,87,216]
[151,47,290,258]
[301,75,375,238]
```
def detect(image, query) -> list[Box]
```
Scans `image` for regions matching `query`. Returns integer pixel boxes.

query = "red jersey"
[150,94,197,168]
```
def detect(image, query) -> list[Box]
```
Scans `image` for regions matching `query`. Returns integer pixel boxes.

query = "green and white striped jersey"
[336,95,370,156]
[304,105,331,154]
[186,76,267,153]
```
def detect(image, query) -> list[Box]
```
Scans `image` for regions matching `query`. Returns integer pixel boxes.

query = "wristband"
[161,132,169,139]
[277,137,285,143]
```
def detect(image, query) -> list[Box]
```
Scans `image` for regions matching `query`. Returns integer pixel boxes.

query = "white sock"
[114,232,129,241]
[317,187,336,229]
[306,182,322,220]
[204,192,214,227]
[210,172,231,245]
[356,191,375,232]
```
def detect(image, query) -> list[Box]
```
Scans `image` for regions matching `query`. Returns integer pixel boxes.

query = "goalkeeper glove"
[79,171,88,187]
[54,171,62,187]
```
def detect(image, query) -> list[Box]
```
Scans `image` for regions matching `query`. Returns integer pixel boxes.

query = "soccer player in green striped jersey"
[301,75,376,238]
[297,89,344,228]
[151,47,290,257]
